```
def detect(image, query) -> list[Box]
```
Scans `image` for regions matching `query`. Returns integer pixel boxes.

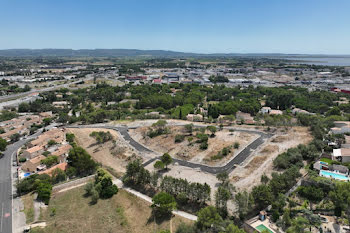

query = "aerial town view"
[1,1,350,233]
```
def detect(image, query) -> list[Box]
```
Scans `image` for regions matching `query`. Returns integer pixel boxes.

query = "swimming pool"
[320,170,349,181]
[256,224,274,233]
[23,173,31,177]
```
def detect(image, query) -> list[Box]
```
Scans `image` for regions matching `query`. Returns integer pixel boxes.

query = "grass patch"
[38,186,192,233]
[116,206,129,227]
[320,157,338,164]
[21,193,35,224]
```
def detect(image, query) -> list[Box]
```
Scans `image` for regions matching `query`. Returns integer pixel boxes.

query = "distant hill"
[0,49,199,57]
[0,49,348,58]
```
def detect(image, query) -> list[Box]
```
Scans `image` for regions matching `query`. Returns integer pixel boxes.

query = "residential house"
[21,155,46,173]
[22,145,44,159]
[28,128,65,147]
[332,148,350,163]
[186,114,203,122]
[51,144,72,163]
[236,111,255,124]
[52,101,69,109]
[38,162,68,176]
[269,110,283,115]
[331,121,350,134]
[39,111,53,118]
[260,107,271,114]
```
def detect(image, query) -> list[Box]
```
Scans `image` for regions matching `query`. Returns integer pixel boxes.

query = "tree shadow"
[147,209,172,225]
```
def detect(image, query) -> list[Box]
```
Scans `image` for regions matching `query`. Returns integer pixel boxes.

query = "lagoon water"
[284,57,350,66]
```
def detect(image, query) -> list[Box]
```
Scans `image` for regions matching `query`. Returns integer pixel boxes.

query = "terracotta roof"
[26,145,43,154]
[38,162,68,176]
[28,155,46,164]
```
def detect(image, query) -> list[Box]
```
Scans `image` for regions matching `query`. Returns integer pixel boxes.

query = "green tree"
[36,181,52,205]
[216,172,229,185]
[67,146,97,176]
[154,160,165,171]
[196,206,223,231]
[207,126,217,137]
[94,168,118,198]
[252,184,273,210]
[184,124,193,135]
[0,137,7,151]
[161,153,173,170]
[151,192,177,217]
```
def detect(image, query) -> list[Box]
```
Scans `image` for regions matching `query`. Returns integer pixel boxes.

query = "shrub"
[200,141,208,150]
[234,142,240,149]
[175,134,185,143]
[19,157,26,163]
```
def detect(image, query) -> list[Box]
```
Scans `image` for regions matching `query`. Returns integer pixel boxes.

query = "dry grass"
[36,187,191,233]
[67,128,139,174]
[21,193,35,224]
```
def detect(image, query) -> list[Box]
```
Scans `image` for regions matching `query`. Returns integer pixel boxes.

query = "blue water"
[284,57,350,66]
[24,173,31,177]
[320,170,349,181]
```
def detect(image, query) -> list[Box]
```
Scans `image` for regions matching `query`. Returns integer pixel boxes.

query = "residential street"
[0,129,43,233]
[68,124,273,174]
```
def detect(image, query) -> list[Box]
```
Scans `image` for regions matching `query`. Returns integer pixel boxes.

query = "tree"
[43,117,52,126]
[51,168,66,184]
[184,124,193,135]
[41,155,59,168]
[36,181,52,205]
[207,126,217,137]
[261,174,269,184]
[94,168,118,198]
[196,206,223,231]
[235,191,253,220]
[10,133,20,143]
[161,153,173,170]
[66,133,75,144]
[151,192,177,217]
[67,146,97,176]
[0,137,7,151]
[216,172,229,185]
[154,160,165,171]
[215,186,231,217]
[252,184,273,210]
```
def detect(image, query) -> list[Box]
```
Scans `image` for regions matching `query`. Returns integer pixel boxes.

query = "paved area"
[68,124,273,174]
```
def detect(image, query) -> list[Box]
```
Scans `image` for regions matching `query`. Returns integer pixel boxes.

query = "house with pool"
[244,211,280,233]
[313,160,350,181]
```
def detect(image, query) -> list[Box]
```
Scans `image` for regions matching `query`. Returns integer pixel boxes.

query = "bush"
[234,142,240,149]
[200,141,208,150]
[91,188,99,204]
[19,157,26,163]
[175,134,185,143]
[89,131,113,144]
[36,182,52,205]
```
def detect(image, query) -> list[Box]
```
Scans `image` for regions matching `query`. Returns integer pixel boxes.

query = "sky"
[0,0,350,54]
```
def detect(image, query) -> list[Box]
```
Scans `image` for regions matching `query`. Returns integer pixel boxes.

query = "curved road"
[68,124,273,174]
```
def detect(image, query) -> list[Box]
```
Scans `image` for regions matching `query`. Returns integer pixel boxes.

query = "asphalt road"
[0,129,43,233]
[68,124,273,174]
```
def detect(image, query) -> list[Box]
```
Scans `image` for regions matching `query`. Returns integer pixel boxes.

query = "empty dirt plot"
[130,125,258,166]
[67,128,140,174]
[230,126,312,191]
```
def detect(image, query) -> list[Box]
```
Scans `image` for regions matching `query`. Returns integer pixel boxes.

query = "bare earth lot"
[31,187,191,233]
[231,126,312,191]
[130,126,258,166]
[67,128,141,174]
